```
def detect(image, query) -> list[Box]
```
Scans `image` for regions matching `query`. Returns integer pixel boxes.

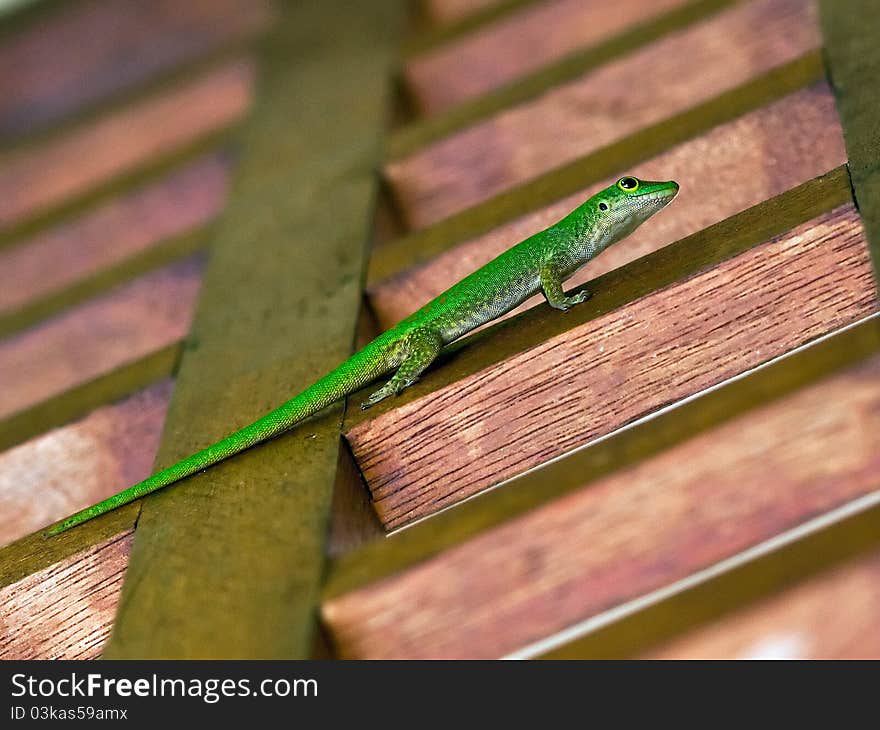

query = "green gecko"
[45,176,678,536]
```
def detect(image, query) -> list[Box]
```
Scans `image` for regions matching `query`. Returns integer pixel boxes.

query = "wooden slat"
[323,344,880,658]
[405,0,694,114]
[538,489,880,658]
[370,82,846,328]
[0,344,180,454]
[0,257,201,421]
[392,0,745,162]
[378,53,823,278]
[821,0,880,283]
[6,309,872,659]
[643,547,880,659]
[0,532,132,660]
[0,380,172,547]
[0,153,229,338]
[347,200,877,530]
[0,58,253,235]
[325,317,879,597]
[101,0,406,660]
[386,0,820,229]
[0,0,271,142]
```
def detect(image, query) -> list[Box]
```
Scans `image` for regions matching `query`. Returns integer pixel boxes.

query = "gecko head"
[592,177,679,243]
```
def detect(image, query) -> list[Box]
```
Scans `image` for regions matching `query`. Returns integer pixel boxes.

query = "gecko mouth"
[635,185,679,199]
[634,185,679,205]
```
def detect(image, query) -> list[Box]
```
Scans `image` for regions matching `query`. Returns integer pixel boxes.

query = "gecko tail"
[44,338,395,537]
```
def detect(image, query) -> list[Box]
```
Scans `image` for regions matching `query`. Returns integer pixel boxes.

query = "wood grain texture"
[370,83,846,328]
[386,0,820,228]
[324,352,880,658]
[348,205,878,530]
[0,258,201,421]
[0,153,229,318]
[0,0,270,142]
[0,532,131,659]
[0,380,172,547]
[0,59,253,232]
[405,0,692,114]
[644,547,880,659]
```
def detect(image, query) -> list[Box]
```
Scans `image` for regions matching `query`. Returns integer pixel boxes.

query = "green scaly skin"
[45,176,679,536]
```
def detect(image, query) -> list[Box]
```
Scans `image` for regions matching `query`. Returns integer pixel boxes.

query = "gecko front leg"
[540,266,591,311]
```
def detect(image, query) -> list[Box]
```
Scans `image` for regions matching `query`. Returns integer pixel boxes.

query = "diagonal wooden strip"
[0,153,230,338]
[0,0,271,143]
[538,481,880,659]
[0,532,132,660]
[324,345,880,658]
[0,257,202,422]
[386,0,821,229]
[370,83,846,328]
[643,546,880,659]
[377,52,824,281]
[405,0,539,57]
[355,172,852,429]
[325,317,880,598]
[0,58,254,235]
[102,0,406,660]
[820,0,880,285]
[0,345,180,455]
[0,380,172,547]
[405,0,695,114]
[392,0,746,161]
[347,204,878,530]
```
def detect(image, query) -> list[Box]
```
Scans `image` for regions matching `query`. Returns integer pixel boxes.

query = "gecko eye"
[617,177,639,191]
[598,201,609,211]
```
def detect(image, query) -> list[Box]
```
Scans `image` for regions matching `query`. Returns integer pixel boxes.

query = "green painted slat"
[102,0,406,659]
[821,0,880,286]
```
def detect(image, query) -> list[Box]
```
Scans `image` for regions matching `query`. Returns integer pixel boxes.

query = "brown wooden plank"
[347,204,878,530]
[0,379,172,547]
[0,0,271,142]
[643,547,880,659]
[323,348,880,658]
[370,82,845,328]
[386,0,820,229]
[0,532,131,660]
[326,318,880,600]
[0,258,201,421]
[0,153,229,333]
[0,58,253,233]
[405,0,693,114]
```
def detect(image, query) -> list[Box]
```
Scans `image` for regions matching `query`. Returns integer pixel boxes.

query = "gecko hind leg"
[361,327,443,410]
